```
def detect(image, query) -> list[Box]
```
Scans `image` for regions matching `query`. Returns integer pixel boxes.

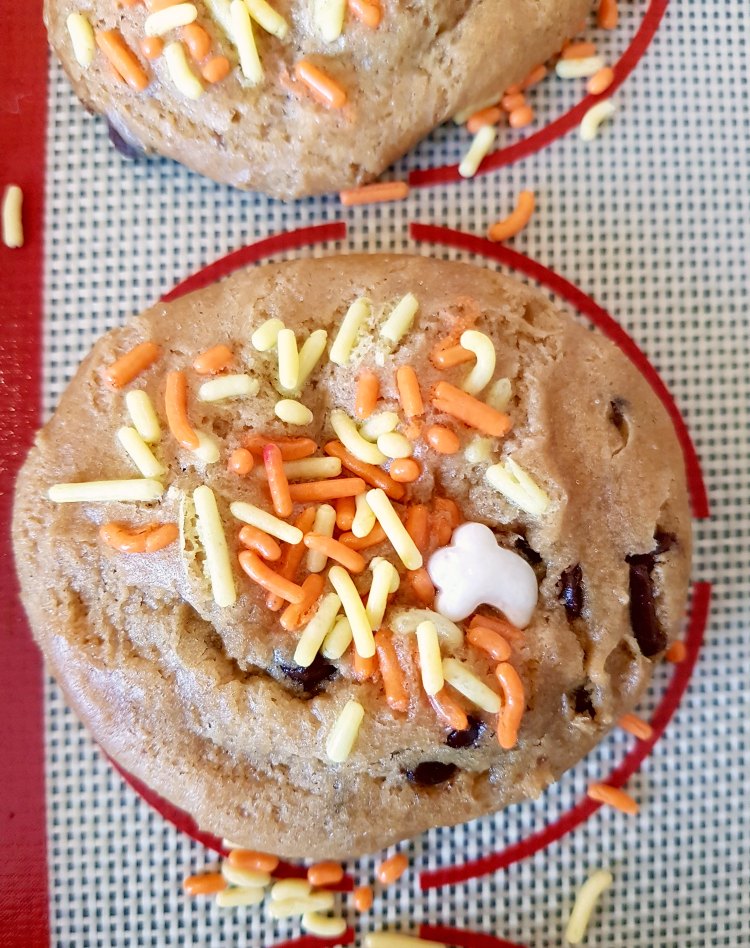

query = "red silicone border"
[408,0,670,188]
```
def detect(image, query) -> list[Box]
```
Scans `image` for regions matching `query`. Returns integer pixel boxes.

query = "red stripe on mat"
[272,929,355,948]
[408,0,670,188]
[420,924,527,948]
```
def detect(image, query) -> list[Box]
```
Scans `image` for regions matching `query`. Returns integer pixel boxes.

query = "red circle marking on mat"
[272,930,355,948]
[420,925,528,948]
[408,0,670,188]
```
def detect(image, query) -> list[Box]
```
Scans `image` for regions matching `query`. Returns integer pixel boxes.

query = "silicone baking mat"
[1,1,748,945]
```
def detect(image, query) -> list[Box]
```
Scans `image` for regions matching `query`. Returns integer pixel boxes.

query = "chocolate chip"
[653,530,677,555]
[628,562,666,657]
[405,762,458,786]
[445,716,485,749]
[558,564,584,620]
[609,398,628,432]
[107,120,147,160]
[514,535,543,566]
[278,655,336,693]
[570,685,595,718]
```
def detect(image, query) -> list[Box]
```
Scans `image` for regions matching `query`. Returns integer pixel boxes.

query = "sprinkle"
[302,913,347,938]
[352,491,376,537]
[230,500,303,544]
[307,861,344,887]
[486,377,512,410]
[360,411,399,442]
[488,188,535,242]
[562,40,597,60]
[355,370,380,419]
[293,592,342,666]
[464,436,493,464]
[261,443,292,517]
[597,0,618,29]
[416,620,443,696]
[353,884,374,912]
[227,850,279,872]
[404,505,429,553]
[145,3,197,35]
[306,534,366,574]
[376,854,408,885]
[469,612,521,641]
[297,329,328,387]
[466,105,503,134]
[96,30,150,90]
[276,328,299,391]
[197,374,258,402]
[428,690,468,731]
[432,381,511,437]
[331,409,386,464]
[280,573,325,630]
[100,521,178,553]
[588,782,639,814]
[665,640,687,663]
[304,504,336,572]
[239,549,305,603]
[164,40,204,98]
[270,879,312,900]
[314,0,346,42]
[431,343,474,370]
[275,399,314,425]
[125,390,161,444]
[230,0,263,83]
[288,477,366,503]
[266,506,316,609]
[405,566,434,605]
[390,458,421,483]
[521,63,547,88]
[467,625,511,662]
[216,886,264,907]
[239,524,281,560]
[390,608,463,650]
[1,184,22,250]
[565,869,614,944]
[366,488,423,570]
[486,456,550,515]
[193,344,232,375]
[193,485,237,607]
[619,712,653,741]
[277,457,341,481]
[376,633,408,712]
[394,365,424,418]
[340,180,408,205]
[269,892,336,918]
[347,0,381,26]
[380,293,419,346]
[494,661,525,749]
[103,341,160,389]
[220,862,271,888]
[580,99,617,142]
[324,440,405,500]
[245,435,316,460]
[365,557,398,630]
[353,646,377,683]
[328,564,375,658]
[364,936,445,948]
[202,55,230,82]
[326,698,365,762]
[251,318,284,351]
[442,657,501,713]
[228,447,254,475]
[508,105,534,129]
[322,615,353,659]
[458,125,496,178]
[294,59,347,109]
[48,479,164,503]
[183,872,227,895]
[193,431,220,464]
[501,92,526,112]
[117,426,166,477]
[555,55,605,79]
[66,13,96,66]
[245,0,289,38]
[587,65,615,96]
[330,298,371,366]
[425,425,460,455]
[182,22,211,59]
[377,432,413,459]
[165,370,200,449]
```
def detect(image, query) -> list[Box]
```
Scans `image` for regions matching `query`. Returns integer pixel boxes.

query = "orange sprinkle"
[147,0,182,10]
[264,444,293,518]
[95,30,149,91]
[469,612,522,641]
[336,495,357,531]
[280,573,326,631]
[355,370,380,419]
[395,365,424,418]
[597,0,618,30]
[245,435,317,461]
[183,872,227,895]
[324,441,405,500]
[339,181,409,206]
[466,105,503,135]
[119,0,142,7]
[619,712,654,741]
[347,0,381,28]
[238,524,282,561]
[488,189,536,243]
[100,521,178,554]
[238,550,306,604]
[165,370,200,450]
[228,447,254,475]
[429,690,469,732]
[433,496,461,527]
[182,23,211,61]
[139,36,164,60]
[509,105,534,129]
[404,505,430,554]
[353,884,374,912]
[504,82,522,96]
[376,633,408,712]
[227,850,280,873]
[432,516,452,547]
[353,647,377,681]
[521,64,547,89]
[494,662,525,749]
[431,343,475,370]
[337,523,387,550]
[304,533,366,573]
[293,60,347,110]
[425,425,460,455]
[267,507,317,611]
[665,640,687,663]
[193,343,232,375]
[202,55,231,84]
[406,567,435,606]
[500,92,526,113]
[588,782,639,815]
[561,40,597,60]
[376,853,408,886]
[467,625,512,662]
[587,65,615,96]
[432,381,512,437]
[307,861,344,887]
[102,341,160,388]
[389,458,421,484]
[288,477,366,503]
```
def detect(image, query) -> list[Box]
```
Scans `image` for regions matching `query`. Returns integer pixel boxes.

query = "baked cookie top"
[13,255,691,858]
[47,0,592,196]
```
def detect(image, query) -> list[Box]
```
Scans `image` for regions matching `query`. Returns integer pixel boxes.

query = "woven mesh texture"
[41,1,749,945]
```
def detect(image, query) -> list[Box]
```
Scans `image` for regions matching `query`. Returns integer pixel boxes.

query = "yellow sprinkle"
[205,0,235,39]
[366,488,422,570]
[294,592,342,667]
[377,431,413,459]
[486,377,512,411]
[270,878,312,901]
[453,93,500,124]
[276,328,300,391]
[279,457,341,481]
[244,0,289,38]
[163,41,204,99]
[193,485,237,607]
[306,503,336,573]
[2,185,23,249]
[365,557,397,631]
[486,456,550,516]
[364,935,446,948]
[268,892,336,918]
[565,869,614,944]
[458,125,496,178]
[275,398,313,425]
[370,556,400,593]
[460,330,496,395]
[198,374,259,402]
[313,0,346,42]
[389,608,463,650]
[297,329,328,387]
[581,99,617,142]
[192,431,220,464]
[302,913,347,938]
[442,657,500,712]
[326,698,365,763]
[359,411,399,442]
[321,614,353,660]
[416,620,443,696]
[221,863,271,888]
[66,12,95,66]
[330,298,371,366]
[351,492,376,538]
[125,390,161,443]
[555,55,605,79]
[229,500,303,544]
[251,317,284,351]
[328,565,375,658]
[145,2,197,35]
[230,0,263,84]
[331,409,385,465]
[221,838,244,849]
[464,436,494,464]
[215,886,265,907]
[116,426,166,478]
[48,479,163,503]
[380,293,419,345]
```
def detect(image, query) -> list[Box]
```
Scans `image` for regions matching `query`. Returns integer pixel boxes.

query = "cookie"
[13,255,691,859]
[48,0,593,198]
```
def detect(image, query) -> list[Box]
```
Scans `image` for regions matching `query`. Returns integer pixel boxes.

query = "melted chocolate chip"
[559,564,584,620]
[628,562,666,657]
[570,686,596,718]
[405,762,458,786]
[278,655,336,694]
[609,398,627,432]
[653,530,677,555]
[445,716,485,749]
[107,121,147,160]
[514,535,543,566]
